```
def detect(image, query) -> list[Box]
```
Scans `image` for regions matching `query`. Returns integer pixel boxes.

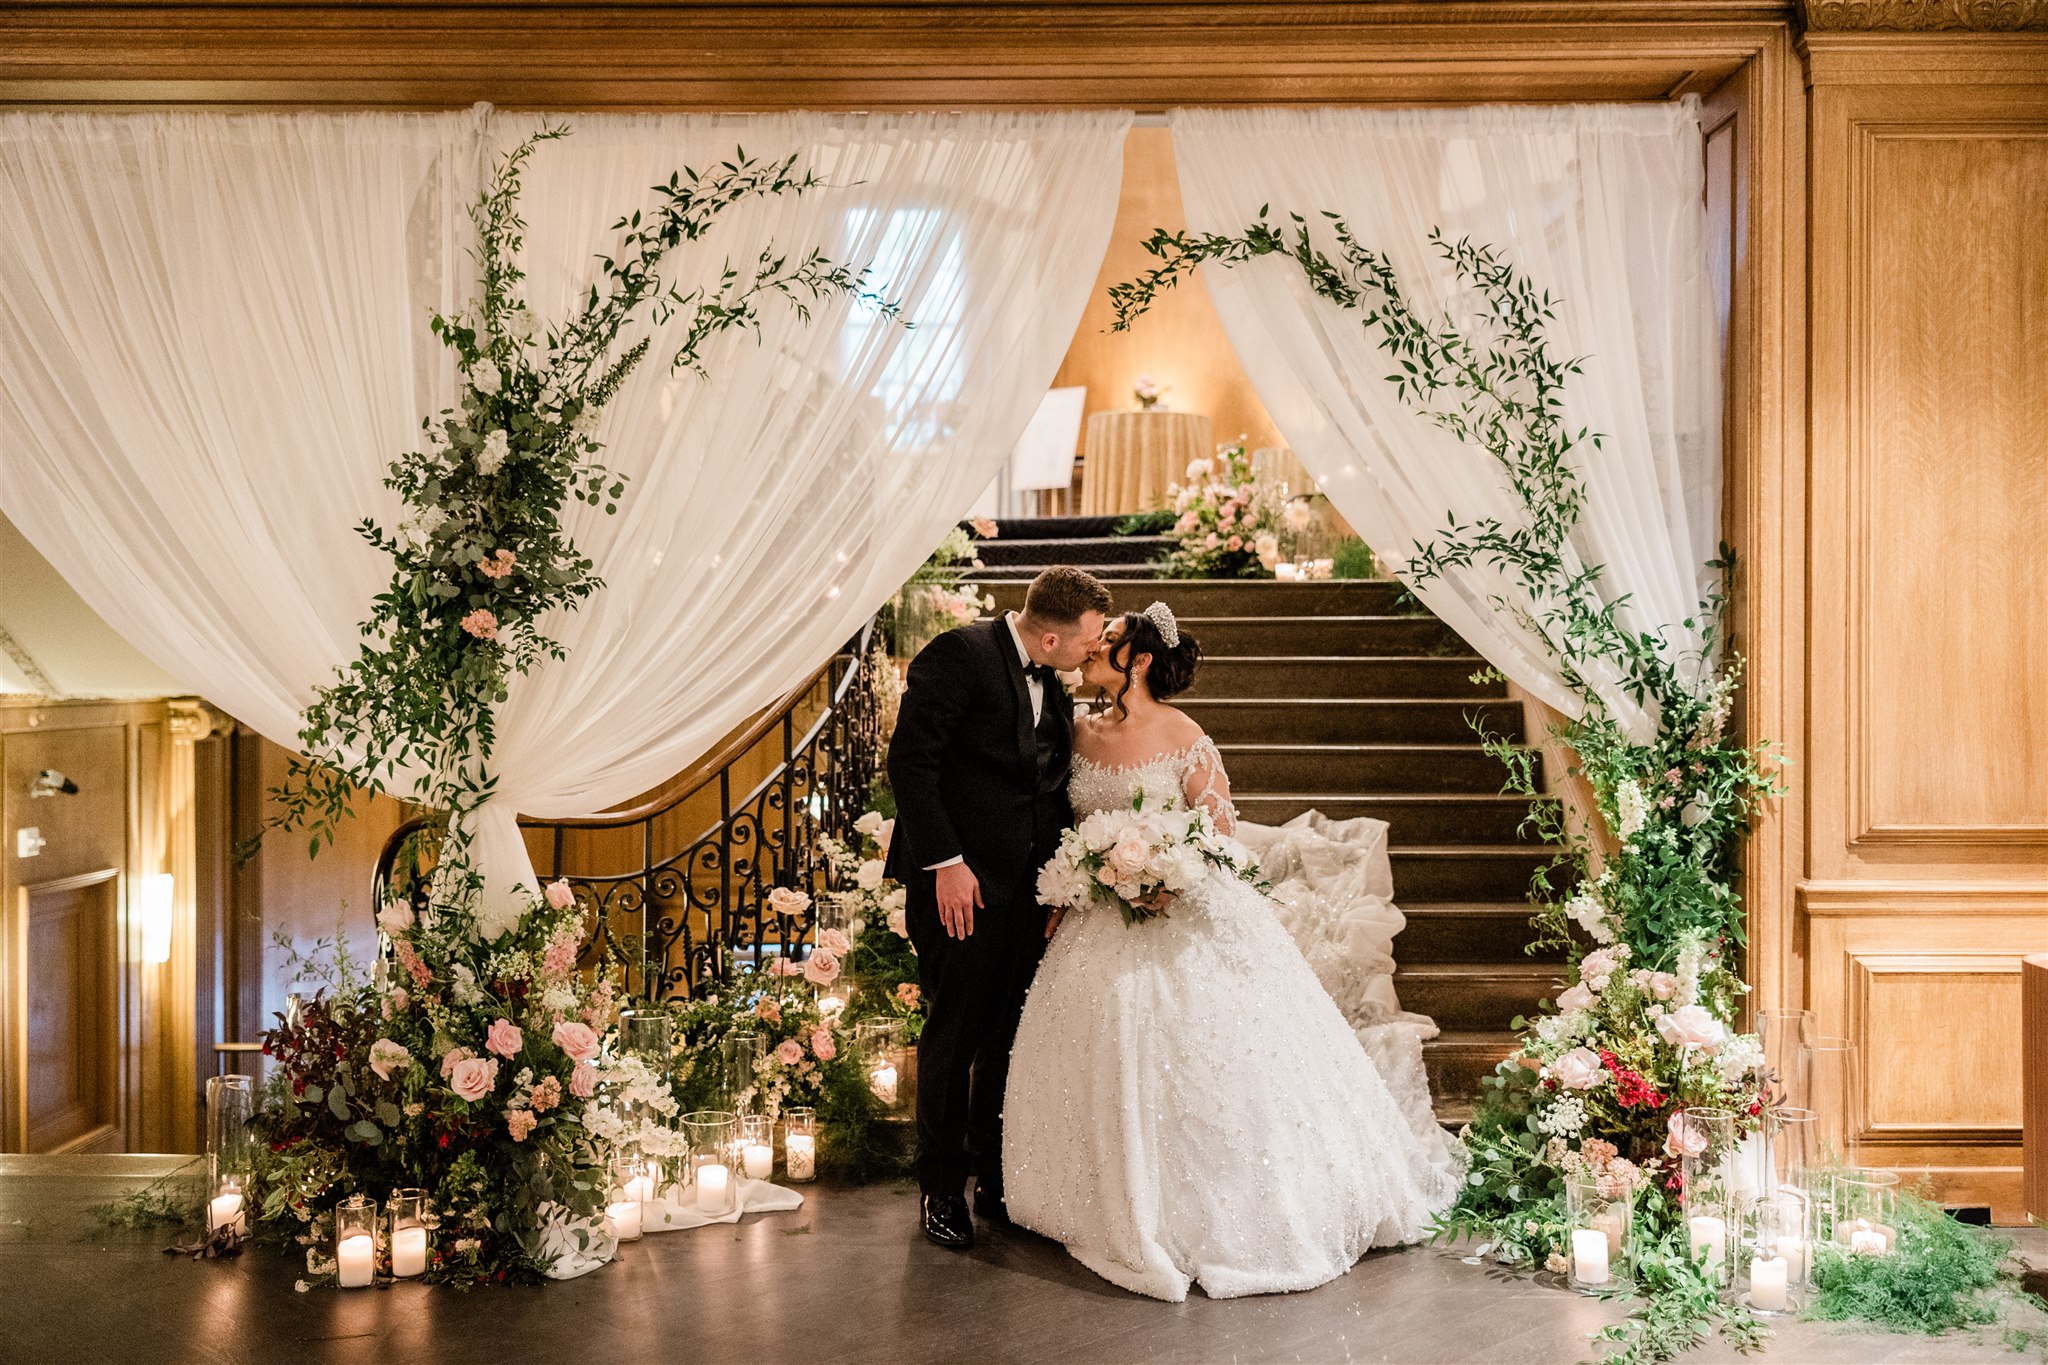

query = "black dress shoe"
[921,1194,973,1249]
[972,1187,1010,1224]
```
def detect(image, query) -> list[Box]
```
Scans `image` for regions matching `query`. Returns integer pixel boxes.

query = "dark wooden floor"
[2,1155,2041,1365]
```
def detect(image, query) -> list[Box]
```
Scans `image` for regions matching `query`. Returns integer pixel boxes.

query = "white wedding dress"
[1002,737,1466,1302]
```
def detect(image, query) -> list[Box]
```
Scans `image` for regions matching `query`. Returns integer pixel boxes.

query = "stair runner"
[970,516,1565,1125]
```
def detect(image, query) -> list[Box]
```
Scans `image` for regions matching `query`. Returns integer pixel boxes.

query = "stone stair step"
[1395,962,1563,1033]
[1218,743,1527,794]
[979,578,1412,616]
[1235,793,1548,844]
[1190,657,1502,701]
[1390,844,1562,903]
[1394,902,1557,964]
[1178,615,1468,658]
[972,563,1163,581]
[1424,1031,1523,1109]
[975,514,1124,540]
[1180,698,1524,746]
[974,535,1169,568]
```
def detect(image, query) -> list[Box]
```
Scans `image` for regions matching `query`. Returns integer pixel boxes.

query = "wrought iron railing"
[372,623,886,998]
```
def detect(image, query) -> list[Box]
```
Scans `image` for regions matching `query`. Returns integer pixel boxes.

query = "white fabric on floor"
[1172,103,1723,738]
[0,107,1130,919]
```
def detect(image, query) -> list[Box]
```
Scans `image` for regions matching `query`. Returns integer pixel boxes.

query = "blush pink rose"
[819,927,853,957]
[810,1027,837,1062]
[438,1046,474,1079]
[1556,982,1596,1014]
[568,1062,597,1099]
[1546,1046,1604,1091]
[1665,1111,1709,1159]
[543,879,576,910]
[551,1020,600,1062]
[776,1038,804,1066]
[1655,1004,1727,1052]
[767,887,810,918]
[368,1038,411,1082]
[450,1056,499,1103]
[803,949,842,986]
[485,1017,524,1059]
[1107,833,1152,878]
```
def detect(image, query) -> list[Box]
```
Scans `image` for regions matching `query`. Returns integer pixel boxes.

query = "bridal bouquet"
[1037,790,1258,927]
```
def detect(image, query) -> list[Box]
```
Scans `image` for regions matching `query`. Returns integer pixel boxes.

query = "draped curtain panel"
[0,107,1130,913]
[1171,103,1722,738]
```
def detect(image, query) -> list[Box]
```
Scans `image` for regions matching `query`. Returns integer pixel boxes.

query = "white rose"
[1107,833,1153,878]
[1556,982,1596,1014]
[887,906,908,938]
[1078,811,1124,853]
[1284,499,1315,532]
[1255,533,1280,570]
[470,364,502,396]
[855,859,885,891]
[476,429,511,475]
[1546,1046,1604,1091]
[854,811,885,839]
[876,818,894,856]
[376,902,415,936]
[1680,792,1711,827]
[1184,457,1214,481]
[882,887,907,915]
[1655,1003,1727,1051]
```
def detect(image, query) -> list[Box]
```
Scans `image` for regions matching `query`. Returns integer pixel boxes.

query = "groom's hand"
[935,863,981,938]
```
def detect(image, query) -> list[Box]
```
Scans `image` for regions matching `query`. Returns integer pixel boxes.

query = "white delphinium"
[1563,889,1616,945]
[476,429,512,476]
[1673,929,1710,1008]
[450,962,485,1007]
[1615,779,1650,840]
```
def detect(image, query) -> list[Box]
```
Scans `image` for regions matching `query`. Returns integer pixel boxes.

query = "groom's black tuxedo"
[885,616,1074,1200]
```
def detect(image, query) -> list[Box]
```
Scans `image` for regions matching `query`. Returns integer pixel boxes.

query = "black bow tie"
[1027,662,1058,686]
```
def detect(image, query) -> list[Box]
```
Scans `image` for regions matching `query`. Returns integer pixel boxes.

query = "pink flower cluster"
[540,930,581,982]
[460,608,499,640]
[529,1075,563,1115]
[551,1020,600,1062]
[394,938,432,988]
[486,1017,523,1059]
[506,1108,537,1142]
[476,549,517,579]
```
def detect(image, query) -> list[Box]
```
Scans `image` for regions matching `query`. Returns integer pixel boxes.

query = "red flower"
[1599,1048,1666,1110]
[438,1132,451,1149]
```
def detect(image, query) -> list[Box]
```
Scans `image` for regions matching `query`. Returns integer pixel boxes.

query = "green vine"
[1113,211,1782,1362]
[256,127,895,923]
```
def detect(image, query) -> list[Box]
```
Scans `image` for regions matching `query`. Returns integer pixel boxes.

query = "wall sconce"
[139,872,174,965]
[29,768,79,798]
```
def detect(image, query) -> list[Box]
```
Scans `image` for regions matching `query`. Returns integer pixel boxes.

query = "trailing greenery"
[1806,1193,2014,1335]
[258,125,891,917]
[1113,509,1178,537]
[90,1161,204,1233]
[1113,210,1781,1363]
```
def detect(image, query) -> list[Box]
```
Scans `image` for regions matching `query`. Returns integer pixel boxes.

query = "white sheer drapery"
[1171,104,1721,737]
[1,107,1130,919]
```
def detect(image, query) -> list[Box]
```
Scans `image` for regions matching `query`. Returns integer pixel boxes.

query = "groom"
[885,564,1112,1249]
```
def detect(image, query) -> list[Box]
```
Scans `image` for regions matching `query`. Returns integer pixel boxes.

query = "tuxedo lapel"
[994,618,1037,776]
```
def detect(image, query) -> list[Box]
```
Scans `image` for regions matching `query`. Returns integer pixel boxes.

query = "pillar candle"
[624,1172,657,1205]
[337,1233,375,1288]
[208,1192,247,1237]
[1846,1219,1892,1254]
[1779,1236,1809,1283]
[695,1163,732,1213]
[1570,1228,1610,1286]
[1749,1254,1789,1311]
[870,1064,899,1106]
[786,1134,817,1181]
[390,1226,428,1278]
[607,1198,643,1241]
[743,1142,774,1181]
[1688,1215,1727,1272]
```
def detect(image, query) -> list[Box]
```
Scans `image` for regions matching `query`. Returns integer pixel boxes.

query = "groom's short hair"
[1022,566,1113,627]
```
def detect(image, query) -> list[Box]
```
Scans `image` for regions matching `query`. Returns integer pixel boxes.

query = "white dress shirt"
[926,612,1041,872]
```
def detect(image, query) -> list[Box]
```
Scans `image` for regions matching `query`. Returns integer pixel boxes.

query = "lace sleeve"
[1181,736,1237,836]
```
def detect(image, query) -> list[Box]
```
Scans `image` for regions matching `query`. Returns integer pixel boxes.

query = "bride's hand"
[1135,890,1176,914]
[1044,907,1066,939]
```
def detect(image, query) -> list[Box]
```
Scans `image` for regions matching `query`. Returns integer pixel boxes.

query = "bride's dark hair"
[1106,611,1202,719]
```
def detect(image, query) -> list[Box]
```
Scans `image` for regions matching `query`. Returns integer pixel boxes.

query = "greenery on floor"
[89,1161,204,1233]
[1112,509,1177,537]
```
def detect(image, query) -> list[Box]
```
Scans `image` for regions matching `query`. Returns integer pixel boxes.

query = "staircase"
[973,515,1565,1125]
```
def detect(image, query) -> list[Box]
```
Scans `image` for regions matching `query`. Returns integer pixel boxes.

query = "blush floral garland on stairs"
[1110,212,1783,1362]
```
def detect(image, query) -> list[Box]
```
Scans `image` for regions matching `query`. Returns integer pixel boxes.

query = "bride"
[1002,602,1466,1302]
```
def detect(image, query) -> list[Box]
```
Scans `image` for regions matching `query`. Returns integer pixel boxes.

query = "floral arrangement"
[1110,214,1782,1363]
[1158,440,1287,579]
[1133,373,1166,409]
[1036,787,1258,927]
[255,882,621,1283]
[234,123,884,1285]
[886,526,996,658]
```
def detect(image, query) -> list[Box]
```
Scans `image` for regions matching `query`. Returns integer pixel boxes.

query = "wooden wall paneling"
[1703,25,1808,1023]
[14,869,123,1153]
[2026,954,2048,1221]
[0,4,1790,111]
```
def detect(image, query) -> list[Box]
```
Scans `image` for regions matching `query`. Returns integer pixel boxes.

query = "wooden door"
[8,871,121,1152]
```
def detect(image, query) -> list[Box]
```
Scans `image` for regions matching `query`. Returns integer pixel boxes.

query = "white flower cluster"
[583,1052,684,1156]
[1036,798,1252,923]
[1614,779,1649,841]
[1534,1093,1587,1138]
[1562,889,1615,945]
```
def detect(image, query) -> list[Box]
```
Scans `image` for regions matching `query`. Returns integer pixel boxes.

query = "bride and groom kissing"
[883,566,1465,1303]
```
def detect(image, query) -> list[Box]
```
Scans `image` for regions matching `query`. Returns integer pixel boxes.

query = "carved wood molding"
[1802,0,2048,29]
